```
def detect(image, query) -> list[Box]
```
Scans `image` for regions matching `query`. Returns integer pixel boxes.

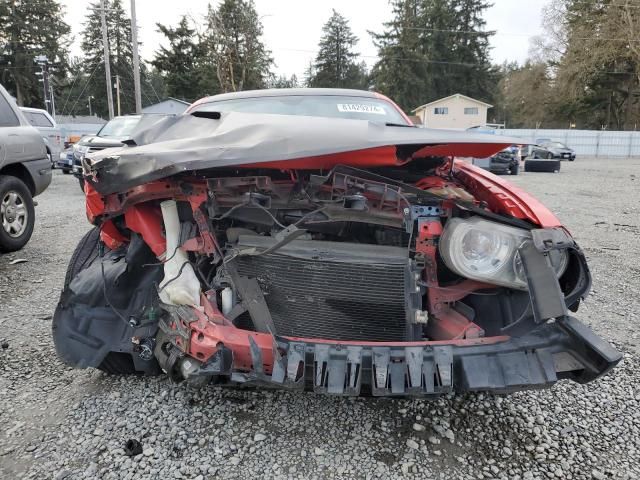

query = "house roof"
[412,94,493,112]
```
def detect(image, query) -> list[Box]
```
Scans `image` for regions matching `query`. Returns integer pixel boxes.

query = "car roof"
[195,88,381,105]
[19,106,55,118]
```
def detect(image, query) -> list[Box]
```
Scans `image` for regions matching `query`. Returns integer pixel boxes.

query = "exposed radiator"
[234,236,409,341]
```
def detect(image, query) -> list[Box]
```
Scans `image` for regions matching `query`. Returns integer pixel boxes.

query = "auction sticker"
[337,103,386,115]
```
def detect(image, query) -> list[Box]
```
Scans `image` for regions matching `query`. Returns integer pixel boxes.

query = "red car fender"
[453,160,562,228]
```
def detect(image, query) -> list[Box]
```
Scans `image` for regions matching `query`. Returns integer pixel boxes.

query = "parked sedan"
[531,141,576,161]
[54,88,621,398]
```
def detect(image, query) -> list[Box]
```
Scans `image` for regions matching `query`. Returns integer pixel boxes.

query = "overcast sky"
[60,0,548,78]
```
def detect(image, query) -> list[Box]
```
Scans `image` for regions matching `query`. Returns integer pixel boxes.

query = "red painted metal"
[412,143,513,160]
[241,146,402,170]
[85,181,105,224]
[124,204,166,257]
[454,160,562,228]
[99,220,127,250]
[181,307,510,372]
[415,216,485,340]
[188,197,220,256]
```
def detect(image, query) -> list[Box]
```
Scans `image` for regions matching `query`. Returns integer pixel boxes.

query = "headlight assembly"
[439,217,568,290]
[73,144,90,154]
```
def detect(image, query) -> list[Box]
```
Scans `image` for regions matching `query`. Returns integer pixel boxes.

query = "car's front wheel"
[57,227,139,375]
[0,175,35,252]
[510,162,519,175]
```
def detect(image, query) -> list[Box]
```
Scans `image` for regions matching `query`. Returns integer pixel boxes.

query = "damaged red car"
[53,88,621,396]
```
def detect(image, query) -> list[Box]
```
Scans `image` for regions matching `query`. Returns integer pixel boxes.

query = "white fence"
[492,129,640,157]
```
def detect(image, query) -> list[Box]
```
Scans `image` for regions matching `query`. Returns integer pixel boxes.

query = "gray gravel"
[1,158,639,479]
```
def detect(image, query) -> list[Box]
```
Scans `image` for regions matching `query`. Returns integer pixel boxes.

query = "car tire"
[524,159,561,173]
[0,175,36,253]
[510,163,519,175]
[60,227,139,375]
[78,177,85,192]
[62,169,71,175]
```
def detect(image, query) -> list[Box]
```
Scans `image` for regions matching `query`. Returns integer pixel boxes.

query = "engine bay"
[54,160,594,387]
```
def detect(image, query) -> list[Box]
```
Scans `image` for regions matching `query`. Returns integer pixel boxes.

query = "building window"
[434,107,448,115]
[464,107,479,115]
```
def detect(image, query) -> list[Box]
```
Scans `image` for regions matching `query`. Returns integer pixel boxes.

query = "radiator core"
[234,236,409,341]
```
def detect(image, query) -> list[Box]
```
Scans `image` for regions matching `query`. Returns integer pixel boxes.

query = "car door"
[0,90,46,166]
[0,90,23,166]
[32,111,61,156]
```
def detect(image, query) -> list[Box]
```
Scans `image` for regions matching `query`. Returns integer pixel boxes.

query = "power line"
[58,63,100,117]
[66,62,100,117]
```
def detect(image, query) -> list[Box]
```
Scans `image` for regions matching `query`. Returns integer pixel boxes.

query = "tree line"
[1,0,639,130]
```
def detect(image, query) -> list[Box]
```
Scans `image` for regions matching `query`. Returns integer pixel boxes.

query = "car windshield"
[546,141,566,148]
[192,95,409,124]
[98,116,141,137]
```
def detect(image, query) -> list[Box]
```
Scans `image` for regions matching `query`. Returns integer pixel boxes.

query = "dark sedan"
[531,141,576,161]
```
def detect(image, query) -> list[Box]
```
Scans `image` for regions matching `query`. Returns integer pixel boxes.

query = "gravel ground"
[1,158,639,480]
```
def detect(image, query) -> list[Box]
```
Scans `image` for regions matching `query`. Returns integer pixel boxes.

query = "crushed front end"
[53,155,621,396]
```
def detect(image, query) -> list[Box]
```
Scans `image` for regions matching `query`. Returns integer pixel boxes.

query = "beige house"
[412,94,492,129]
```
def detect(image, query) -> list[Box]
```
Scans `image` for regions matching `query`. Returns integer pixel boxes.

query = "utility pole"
[130,0,142,113]
[34,55,51,114]
[100,0,115,119]
[49,82,56,119]
[88,96,93,116]
[115,74,121,116]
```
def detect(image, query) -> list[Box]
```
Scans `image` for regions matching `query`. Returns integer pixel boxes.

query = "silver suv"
[0,83,51,252]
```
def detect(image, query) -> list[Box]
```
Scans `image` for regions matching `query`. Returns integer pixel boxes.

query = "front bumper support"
[223,316,621,396]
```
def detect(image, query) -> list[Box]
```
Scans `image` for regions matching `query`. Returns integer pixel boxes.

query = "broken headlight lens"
[439,217,568,290]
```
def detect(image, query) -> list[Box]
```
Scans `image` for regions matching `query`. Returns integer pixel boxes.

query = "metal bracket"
[519,241,568,323]
[531,228,575,253]
[313,344,363,395]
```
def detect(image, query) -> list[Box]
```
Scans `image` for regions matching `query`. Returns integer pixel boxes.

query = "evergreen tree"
[371,0,495,111]
[549,0,640,129]
[0,0,70,106]
[56,56,92,116]
[80,0,138,118]
[203,0,273,92]
[371,0,428,111]
[308,10,368,89]
[152,16,210,102]
[268,74,300,89]
[447,0,496,101]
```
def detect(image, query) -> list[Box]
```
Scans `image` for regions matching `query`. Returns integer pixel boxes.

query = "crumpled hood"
[85,111,526,195]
